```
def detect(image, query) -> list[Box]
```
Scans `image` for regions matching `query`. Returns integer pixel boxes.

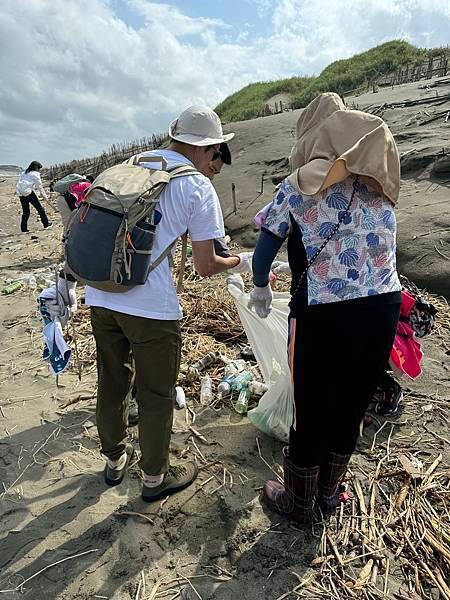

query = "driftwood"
[417,109,450,126]
[367,93,450,115]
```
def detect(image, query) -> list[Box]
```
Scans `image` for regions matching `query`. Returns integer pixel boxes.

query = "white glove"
[231,252,253,274]
[58,276,77,312]
[248,284,273,319]
[272,261,291,274]
[226,273,245,292]
[46,277,77,324]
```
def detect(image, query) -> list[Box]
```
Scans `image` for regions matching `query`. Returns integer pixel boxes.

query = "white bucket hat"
[168,105,234,146]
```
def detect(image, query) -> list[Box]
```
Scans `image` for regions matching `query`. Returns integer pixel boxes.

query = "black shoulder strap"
[291,176,359,301]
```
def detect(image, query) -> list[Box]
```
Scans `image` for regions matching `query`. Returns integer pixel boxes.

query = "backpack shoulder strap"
[177,233,188,292]
[126,154,168,171]
[143,163,199,276]
[148,241,176,273]
[168,164,200,179]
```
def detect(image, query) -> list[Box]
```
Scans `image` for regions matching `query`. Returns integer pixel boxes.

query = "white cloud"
[0,0,449,166]
[128,0,229,35]
[243,0,273,19]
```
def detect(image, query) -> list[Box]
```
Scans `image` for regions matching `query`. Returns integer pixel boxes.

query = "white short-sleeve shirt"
[85,150,225,320]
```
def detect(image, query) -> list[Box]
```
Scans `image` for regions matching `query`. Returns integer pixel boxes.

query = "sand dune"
[217,76,450,299]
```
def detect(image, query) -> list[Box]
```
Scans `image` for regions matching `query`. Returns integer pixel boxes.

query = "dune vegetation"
[216,40,430,122]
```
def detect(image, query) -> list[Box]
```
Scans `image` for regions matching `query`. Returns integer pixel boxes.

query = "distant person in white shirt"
[16,161,52,233]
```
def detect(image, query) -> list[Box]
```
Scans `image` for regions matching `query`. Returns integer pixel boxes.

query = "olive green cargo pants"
[90,306,181,475]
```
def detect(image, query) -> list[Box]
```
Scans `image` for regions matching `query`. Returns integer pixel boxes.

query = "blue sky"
[1,0,449,166]
[113,0,271,34]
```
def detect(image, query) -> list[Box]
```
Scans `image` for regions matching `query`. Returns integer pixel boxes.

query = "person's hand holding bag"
[46,277,77,326]
[248,283,273,318]
[231,252,253,274]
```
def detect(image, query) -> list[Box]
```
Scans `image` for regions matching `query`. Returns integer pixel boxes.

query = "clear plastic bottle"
[248,381,269,396]
[28,275,37,292]
[230,370,253,392]
[188,352,218,379]
[225,361,244,377]
[191,352,217,372]
[200,376,213,406]
[234,387,251,414]
[175,386,186,409]
[221,357,247,372]
[217,374,235,398]
[217,361,248,398]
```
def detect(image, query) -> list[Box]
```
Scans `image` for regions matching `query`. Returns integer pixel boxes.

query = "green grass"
[216,40,431,122]
[291,40,427,108]
[215,76,313,123]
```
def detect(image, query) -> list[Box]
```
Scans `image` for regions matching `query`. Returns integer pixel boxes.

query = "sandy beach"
[0,77,449,600]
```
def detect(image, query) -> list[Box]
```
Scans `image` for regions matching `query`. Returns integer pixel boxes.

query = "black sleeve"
[213,237,231,258]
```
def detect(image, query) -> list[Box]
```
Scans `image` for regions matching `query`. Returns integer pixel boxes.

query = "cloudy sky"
[1,0,449,167]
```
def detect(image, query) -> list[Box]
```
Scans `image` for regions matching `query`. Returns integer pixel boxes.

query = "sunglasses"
[211,150,222,161]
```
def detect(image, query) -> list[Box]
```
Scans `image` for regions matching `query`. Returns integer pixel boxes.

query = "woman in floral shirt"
[249,93,402,524]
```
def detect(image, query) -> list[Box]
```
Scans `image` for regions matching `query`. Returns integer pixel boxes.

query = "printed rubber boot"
[263,447,319,525]
[318,451,352,514]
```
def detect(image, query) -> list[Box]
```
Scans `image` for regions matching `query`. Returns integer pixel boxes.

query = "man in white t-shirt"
[56,106,252,502]
[126,140,234,425]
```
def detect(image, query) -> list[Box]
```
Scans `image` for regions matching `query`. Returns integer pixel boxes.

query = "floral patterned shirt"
[263,176,401,305]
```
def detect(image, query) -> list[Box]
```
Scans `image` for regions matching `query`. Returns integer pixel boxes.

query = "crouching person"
[51,106,251,502]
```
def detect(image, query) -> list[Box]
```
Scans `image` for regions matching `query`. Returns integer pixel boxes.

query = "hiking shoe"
[142,462,199,503]
[44,222,53,230]
[375,382,403,416]
[104,443,134,486]
[128,398,139,426]
[371,384,384,403]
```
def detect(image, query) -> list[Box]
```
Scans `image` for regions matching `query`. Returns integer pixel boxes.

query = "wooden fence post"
[232,183,237,214]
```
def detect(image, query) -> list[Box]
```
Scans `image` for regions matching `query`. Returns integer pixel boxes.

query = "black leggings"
[288,294,401,467]
[19,192,49,231]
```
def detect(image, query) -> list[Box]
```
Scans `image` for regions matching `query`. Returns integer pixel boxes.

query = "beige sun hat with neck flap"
[288,92,400,205]
[169,105,234,147]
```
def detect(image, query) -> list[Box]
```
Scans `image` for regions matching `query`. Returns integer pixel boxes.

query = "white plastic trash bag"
[227,275,292,442]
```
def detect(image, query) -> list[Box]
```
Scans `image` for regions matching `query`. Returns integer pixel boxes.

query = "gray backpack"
[64,156,198,292]
[53,173,86,194]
